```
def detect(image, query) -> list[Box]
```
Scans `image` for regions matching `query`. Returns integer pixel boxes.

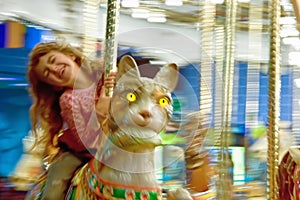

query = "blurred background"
[0,0,300,199]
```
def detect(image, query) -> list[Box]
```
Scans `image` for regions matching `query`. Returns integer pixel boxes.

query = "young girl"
[27,41,116,200]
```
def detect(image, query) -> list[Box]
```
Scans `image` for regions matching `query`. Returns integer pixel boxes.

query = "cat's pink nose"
[139,110,151,119]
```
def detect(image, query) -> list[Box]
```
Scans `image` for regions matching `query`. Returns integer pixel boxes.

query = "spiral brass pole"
[198,1,217,195]
[216,0,237,198]
[214,25,225,153]
[103,0,120,97]
[267,0,281,198]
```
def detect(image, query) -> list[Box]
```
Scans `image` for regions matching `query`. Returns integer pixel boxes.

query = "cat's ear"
[154,63,178,92]
[116,55,141,81]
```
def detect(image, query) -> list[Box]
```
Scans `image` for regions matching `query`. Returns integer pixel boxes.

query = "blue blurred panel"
[0,129,23,177]
[259,70,293,124]
[0,48,31,58]
[231,62,247,134]
[0,88,31,176]
[0,47,32,176]
[0,55,28,66]
[280,72,293,121]
[176,63,200,111]
[25,26,55,49]
[259,72,268,123]
[40,28,55,43]
[0,22,7,48]
[25,25,42,49]
[0,48,30,75]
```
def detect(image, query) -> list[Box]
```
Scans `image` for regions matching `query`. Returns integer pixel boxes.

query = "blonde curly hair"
[27,41,103,155]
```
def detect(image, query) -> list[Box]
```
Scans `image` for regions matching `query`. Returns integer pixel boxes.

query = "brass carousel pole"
[217,0,237,198]
[103,0,120,97]
[214,23,225,190]
[267,0,281,198]
[93,0,120,172]
[198,0,215,194]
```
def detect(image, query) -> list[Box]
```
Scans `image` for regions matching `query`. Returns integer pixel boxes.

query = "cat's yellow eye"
[159,97,170,107]
[126,92,137,102]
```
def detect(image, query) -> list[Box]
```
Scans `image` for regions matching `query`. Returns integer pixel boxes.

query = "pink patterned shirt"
[59,83,101,154]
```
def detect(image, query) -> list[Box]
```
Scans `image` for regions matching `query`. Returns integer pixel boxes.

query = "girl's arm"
[95,86,111,123]
[59,91,100,151]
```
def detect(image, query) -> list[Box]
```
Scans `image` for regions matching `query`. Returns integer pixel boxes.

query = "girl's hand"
[104,71,117,88]
[95,71,117,122]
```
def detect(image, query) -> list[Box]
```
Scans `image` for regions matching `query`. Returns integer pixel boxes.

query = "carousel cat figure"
[25,55,193,200]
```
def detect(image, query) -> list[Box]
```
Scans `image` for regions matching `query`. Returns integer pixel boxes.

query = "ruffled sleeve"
[58,89,100,154]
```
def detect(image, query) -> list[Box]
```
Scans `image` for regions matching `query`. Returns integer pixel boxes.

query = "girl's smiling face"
[34,51,80,88]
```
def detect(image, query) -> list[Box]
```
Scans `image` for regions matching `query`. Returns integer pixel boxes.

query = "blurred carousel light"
[283,37,300,45]
[8,83,30,87]
[149,60,167,65]
[0,77,22,81]
[281,0,294,11]
[147,13,167,23]
[288,52,300,66]
[279,17,296,25]
[121,0,139,8]
[280,26,299,37]
[211,0,224,4]
[165,0,183,6]
[131,9,149,19]
[294,78,300,88]
[237,0,250,2]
